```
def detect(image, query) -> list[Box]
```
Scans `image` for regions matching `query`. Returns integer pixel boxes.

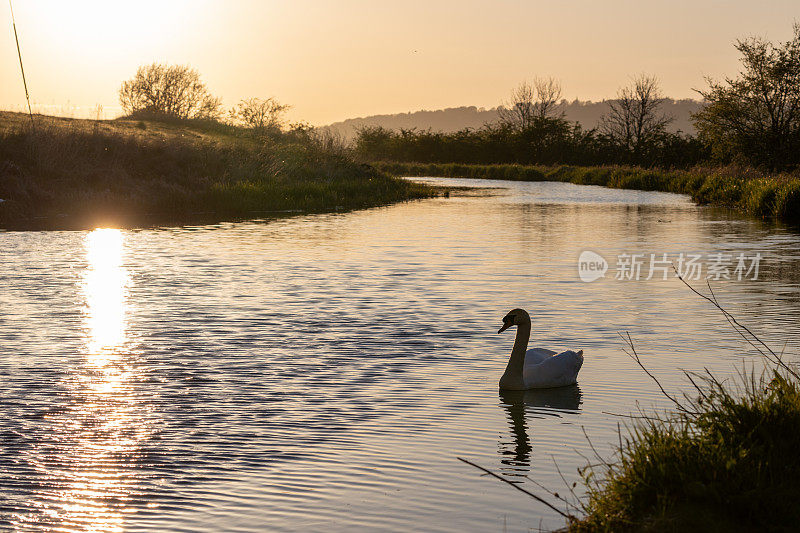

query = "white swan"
[498,308,584,390]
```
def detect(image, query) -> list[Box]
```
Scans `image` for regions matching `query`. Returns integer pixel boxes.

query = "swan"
[497,308,584,390]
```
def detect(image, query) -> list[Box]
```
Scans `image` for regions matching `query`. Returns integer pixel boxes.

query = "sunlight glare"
[83,228,129,360]
[33,0,208,65]
[39,227,145,533]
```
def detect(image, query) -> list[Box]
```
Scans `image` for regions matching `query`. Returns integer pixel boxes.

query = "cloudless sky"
[1,0,797,125]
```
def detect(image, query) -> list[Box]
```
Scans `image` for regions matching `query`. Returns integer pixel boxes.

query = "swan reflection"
[498,386,582,477]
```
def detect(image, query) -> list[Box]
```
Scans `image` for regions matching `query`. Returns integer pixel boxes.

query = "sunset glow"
[1,0,797,124]
[1,2,799,530]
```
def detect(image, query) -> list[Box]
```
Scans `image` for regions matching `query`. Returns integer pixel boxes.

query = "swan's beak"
[498,322,511,334]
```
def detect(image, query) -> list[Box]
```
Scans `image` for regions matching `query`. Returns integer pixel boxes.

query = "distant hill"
[323,99,704,140]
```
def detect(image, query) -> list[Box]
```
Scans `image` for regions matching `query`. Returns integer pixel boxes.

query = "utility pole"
[8,0,35,130]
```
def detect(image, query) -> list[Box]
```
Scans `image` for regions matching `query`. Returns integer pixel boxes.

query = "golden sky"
[1,0,797,125]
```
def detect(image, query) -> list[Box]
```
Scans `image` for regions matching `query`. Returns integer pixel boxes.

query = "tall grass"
[0,112,434,230]
[376,162,800,223]
[572,348,800,531]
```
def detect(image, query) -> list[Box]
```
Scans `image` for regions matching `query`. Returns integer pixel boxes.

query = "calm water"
[1,178,799,532]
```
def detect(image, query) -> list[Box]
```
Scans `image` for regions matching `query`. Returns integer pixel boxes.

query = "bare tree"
[119,63,222,120]
[532,77,563,119]
[498,77,564,130]
[601,74,673,154]
[498,81,536,130]
[229,97,291,131]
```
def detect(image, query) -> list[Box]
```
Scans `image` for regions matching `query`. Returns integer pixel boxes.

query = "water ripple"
[0,179,799,531]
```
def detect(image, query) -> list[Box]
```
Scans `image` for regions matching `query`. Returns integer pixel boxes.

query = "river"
[1,177,798,531]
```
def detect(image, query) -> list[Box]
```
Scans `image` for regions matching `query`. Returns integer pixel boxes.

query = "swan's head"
[498,308,530,333]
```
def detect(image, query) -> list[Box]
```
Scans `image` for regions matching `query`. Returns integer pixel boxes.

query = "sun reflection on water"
[84,228,129,361]
[27,228,145,532]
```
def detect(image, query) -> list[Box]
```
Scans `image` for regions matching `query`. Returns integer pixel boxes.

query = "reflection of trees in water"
[518,202,800,309]
[757,254,800,306]
[498,386,582,479]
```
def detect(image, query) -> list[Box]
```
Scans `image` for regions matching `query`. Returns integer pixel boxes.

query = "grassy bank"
[570,355,800,531]
[0,112,435,230]
[376,161,800,223]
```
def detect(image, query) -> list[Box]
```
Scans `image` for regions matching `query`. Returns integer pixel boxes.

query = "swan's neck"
[501,321,530,388]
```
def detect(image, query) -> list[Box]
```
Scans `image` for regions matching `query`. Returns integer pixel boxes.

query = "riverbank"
[376,162,800,223]
[569,354,800,531]
[0,112,435,230]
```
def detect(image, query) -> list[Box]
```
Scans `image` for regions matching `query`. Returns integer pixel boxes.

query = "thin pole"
[8,0,35,130]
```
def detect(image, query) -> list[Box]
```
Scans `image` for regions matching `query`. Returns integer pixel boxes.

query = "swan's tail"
[577,350,584,357]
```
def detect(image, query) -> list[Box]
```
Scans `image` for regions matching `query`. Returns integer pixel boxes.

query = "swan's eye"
[505,315,515,323]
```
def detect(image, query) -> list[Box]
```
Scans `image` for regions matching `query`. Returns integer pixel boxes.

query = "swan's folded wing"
[523,350,583,388]
[524,348,558,365]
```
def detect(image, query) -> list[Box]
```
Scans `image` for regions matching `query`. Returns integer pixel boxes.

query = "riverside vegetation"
[0,111,434,230]
[375,162,800,223]
[566,284,800,532]
[0,63,436,230]
[572,366,800,531]
[358,26,800,223]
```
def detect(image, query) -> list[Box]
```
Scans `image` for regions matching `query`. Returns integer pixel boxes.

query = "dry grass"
[0,112,435,230]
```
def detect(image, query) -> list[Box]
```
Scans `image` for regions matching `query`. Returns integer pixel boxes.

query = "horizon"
[324,96,703,121]
[1,1,798,125]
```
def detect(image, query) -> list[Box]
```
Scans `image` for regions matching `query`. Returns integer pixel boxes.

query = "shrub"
[119,63,222,120]
[229,97,291,133]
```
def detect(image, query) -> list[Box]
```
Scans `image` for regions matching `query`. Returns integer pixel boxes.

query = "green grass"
[552,288,800,532]
[376,162,800,223]
[0,112,435,230]
[569,366,800,532]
